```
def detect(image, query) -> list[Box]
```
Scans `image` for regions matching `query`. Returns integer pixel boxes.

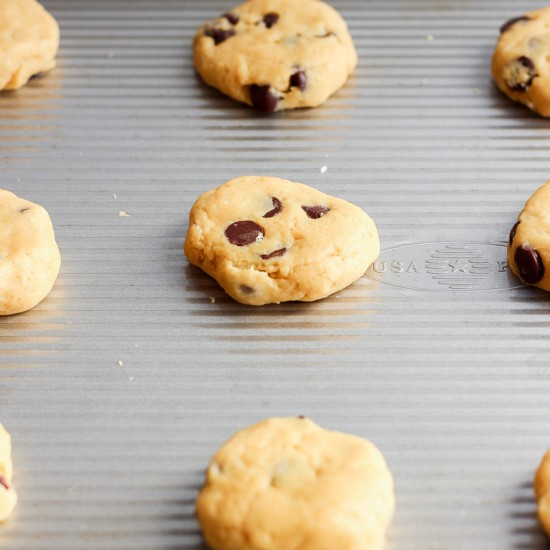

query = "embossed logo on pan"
[365,242,522,291]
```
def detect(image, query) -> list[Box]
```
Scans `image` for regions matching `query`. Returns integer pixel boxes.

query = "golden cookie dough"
[535,450,550,536]
[0,189,61,315]
[0,0,60,91]
[492,7,550,116]
[193,0,357,111]
[184,176,380,305]
[0,423,17,522]
[507,180,550,291]
[196,417,395,550]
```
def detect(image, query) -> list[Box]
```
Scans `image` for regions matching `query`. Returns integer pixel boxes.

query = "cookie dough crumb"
[118,211,130,217]
[426,34,434,41]
[209,296,216,304]
[117,360,123,367]
[320,165,328,174]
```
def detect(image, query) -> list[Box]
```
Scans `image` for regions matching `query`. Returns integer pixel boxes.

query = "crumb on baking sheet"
[320,165,328,174]
[119,211,130,217]
[426,34,434,41]
[209,296,216,304]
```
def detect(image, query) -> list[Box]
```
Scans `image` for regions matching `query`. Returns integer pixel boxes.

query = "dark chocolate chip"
[240,285,254,294]
[19,207,30,213]
[205,27,236,45]
[224,12,239,25]
[263,13,279,28]
[225,220,265,246]
[297,415,306,419]
[509,221,520,245]
[263,197,283,218]
[500,15,531,34]
[0,475,9,491]
[249,84,279,112]
[302,205,330,219]
[289,70,307,91]
[506,56,538,92]
[261,247,287,260]
[514,244,544,284]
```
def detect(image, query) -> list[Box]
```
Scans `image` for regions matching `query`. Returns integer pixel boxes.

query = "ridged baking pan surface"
[1,0,550,548]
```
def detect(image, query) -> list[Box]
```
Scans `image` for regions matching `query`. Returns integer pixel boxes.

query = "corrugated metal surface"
[1,0,550,548]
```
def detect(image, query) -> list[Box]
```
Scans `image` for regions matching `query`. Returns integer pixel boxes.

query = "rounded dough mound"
[196,417,395,550]
[492,6,550,117]
[193,0,357,111]
[507,180,550,291]
[0,190,61,315]
[535,450,550,536]
[184,176,380,305]
[0,0,60,91]
[0,422,17,522]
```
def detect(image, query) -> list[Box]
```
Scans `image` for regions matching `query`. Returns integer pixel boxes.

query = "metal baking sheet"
[1,0,550,548]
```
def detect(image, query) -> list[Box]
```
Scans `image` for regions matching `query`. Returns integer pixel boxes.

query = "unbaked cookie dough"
[0,0,60,91]
[0,423,17,522]
[508,180,550,291]
[196,417,395,550]
[0,189,61,315]
[193,0,357,112]
[535,450,550,536]
[184,176,380,305]
[492,6,550,117]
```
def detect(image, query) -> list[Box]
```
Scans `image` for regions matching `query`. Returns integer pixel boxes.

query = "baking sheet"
[2,0,550,548]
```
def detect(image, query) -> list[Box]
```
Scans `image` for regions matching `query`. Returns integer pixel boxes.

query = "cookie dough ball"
[535,450,550,536]
[196,417,395,550]
[0,190,61,315]
[492,7,550,116]
[507,180,550,291]
[184,176,380,305]
[0,423,17,522]
[0,0,60,91]
[193,0,357,112]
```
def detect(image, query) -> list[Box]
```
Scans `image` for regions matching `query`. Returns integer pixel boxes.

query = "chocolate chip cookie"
[507,180,550,291]
[193,0,357,112]
[535,450,550,537]
[196,417,395,550]
[184,176,380,305]
[0,0,59,91]
[492,7,550,116]
[0,423,17,522]
[0,190,61,315]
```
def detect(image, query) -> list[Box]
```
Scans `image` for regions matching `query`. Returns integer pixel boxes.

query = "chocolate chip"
[506,56,538,92]
[19,207,30,213]
[261,247,286,260]
[509,221,520,245]
[302,205,330,219]
[514,244,544,284]
[0,475,9,491]
[224,12,239,25]
[249,84,279,112]
[290,70,307,91]
[240,285,254,294]
[205,27,236,45]
[500,15,531,34]
[263,13,279,28]
[297,415,305,419]
[263,197,283,218]
[225,220,265,246]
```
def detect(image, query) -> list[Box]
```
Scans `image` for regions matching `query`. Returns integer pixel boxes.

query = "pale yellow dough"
[492,6,550,116]
[0,423,17,522]
[196,417,395,550]
[0,189,61,315]
[184,176,380,305]
[0,0,59,91]
[193,0,357,111]
[535,450,550,536]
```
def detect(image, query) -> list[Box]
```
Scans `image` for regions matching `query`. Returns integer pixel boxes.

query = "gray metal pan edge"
[1,0,550,548]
